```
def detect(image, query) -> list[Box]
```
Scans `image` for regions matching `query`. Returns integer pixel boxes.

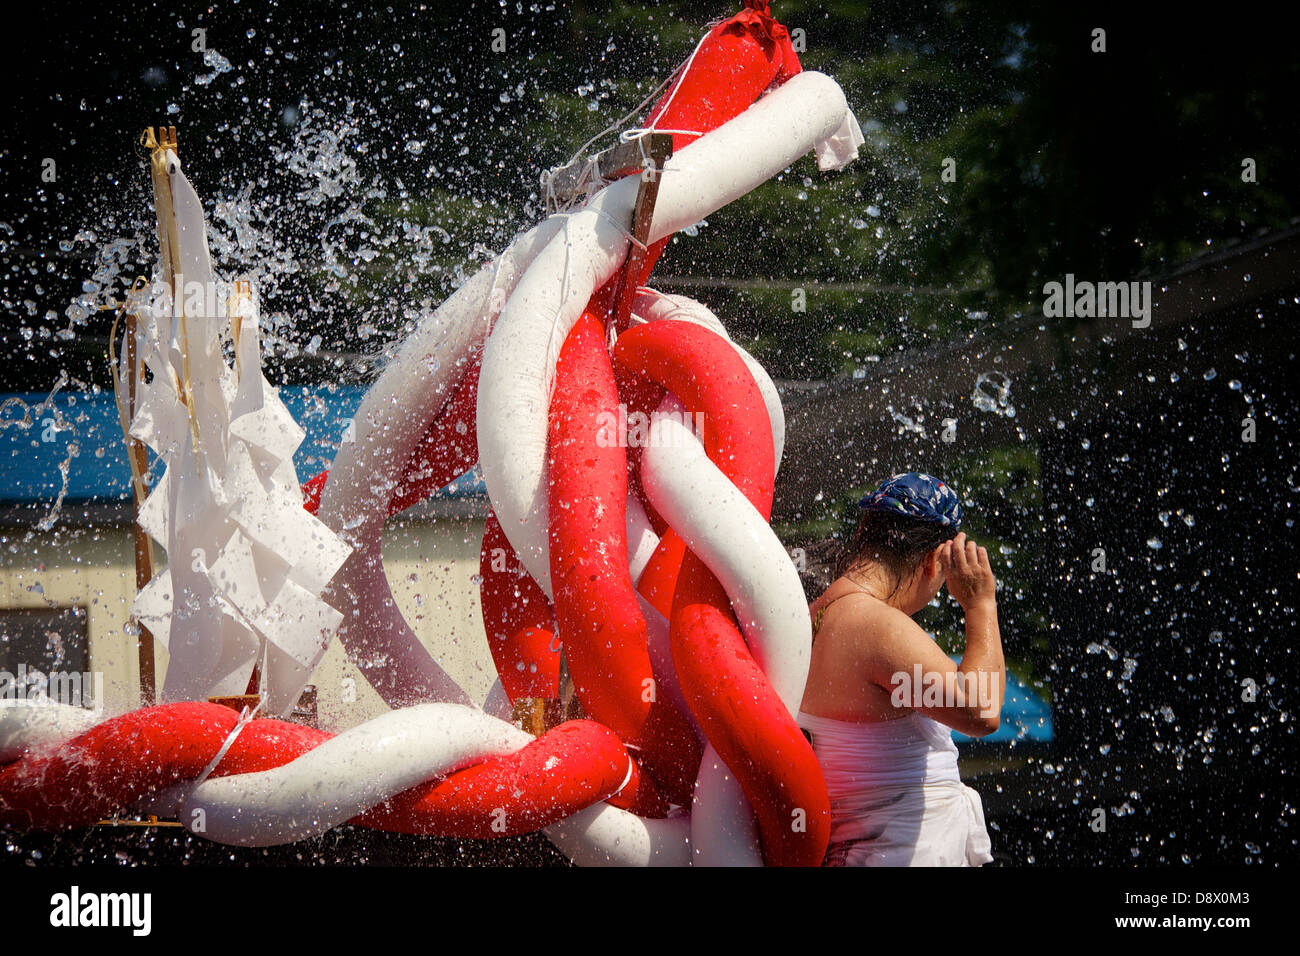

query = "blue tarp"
[948,656,1054,745]
[0,386,486,503]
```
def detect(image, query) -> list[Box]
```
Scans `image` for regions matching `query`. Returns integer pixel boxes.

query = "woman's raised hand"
[943,532,997,610]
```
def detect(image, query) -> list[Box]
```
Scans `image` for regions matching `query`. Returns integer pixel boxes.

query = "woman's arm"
[943,534,1005,735]
[856,535,1005,737]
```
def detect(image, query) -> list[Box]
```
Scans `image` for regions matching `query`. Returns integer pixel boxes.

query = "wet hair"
[835,509,959,599]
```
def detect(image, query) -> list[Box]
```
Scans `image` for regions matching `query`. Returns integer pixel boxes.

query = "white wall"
[0,516,495,729]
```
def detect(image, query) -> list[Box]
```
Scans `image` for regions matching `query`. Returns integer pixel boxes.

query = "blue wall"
[0,385,485,503]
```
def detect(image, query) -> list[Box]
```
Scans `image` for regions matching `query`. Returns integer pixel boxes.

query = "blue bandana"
[858,472,963,529]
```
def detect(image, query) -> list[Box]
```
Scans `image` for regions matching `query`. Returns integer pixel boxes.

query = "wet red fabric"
[0,702,631,837]
[547,312,701,805]
[479,509,561,701]
[613,320,829,866]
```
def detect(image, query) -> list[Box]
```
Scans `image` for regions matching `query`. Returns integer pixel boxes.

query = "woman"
[798,472,1004,866]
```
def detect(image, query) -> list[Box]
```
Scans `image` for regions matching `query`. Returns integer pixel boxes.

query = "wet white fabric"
[319,218,565,709]
[129,153,351,716]
[477,71,852,600]
[815,106,865,171]
[796,711,993,866]
[542,802,691,868]
[0,701,103,764]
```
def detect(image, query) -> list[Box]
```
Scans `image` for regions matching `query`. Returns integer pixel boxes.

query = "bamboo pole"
[142,126,204,475]
[124,308,158,704]
[107,276,159,706]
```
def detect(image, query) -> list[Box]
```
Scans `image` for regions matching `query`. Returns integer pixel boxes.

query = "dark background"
[3,0,1296,389]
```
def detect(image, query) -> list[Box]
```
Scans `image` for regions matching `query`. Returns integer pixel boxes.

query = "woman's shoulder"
[812,578,899,632]
[810,580,863,623]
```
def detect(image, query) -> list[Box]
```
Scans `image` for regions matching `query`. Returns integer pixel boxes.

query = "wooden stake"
[142,126,204,475]
[124,307,158,705]
[611,133,673,335]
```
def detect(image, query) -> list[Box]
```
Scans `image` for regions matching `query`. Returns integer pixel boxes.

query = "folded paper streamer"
[128,150,352,717]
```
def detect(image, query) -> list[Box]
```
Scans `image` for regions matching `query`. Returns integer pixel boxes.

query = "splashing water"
[972,370,1016,417]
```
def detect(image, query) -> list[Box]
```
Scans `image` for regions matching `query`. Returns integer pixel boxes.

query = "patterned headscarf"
[858,472,963,529]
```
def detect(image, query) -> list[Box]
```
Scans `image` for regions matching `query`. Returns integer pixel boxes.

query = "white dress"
[796,710,994,867]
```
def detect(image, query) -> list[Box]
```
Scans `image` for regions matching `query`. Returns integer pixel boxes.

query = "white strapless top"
[796,710,961,793]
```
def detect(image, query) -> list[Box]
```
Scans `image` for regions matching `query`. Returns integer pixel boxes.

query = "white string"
[536,17,740,390]
[594,204,651,254]
[541,21,717,216]
[622,21,715,144]
[561,57,679,170]
[613,755,637,797]
[620,127,702,143]
[177,699,263,825]
[644,21,719,136]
